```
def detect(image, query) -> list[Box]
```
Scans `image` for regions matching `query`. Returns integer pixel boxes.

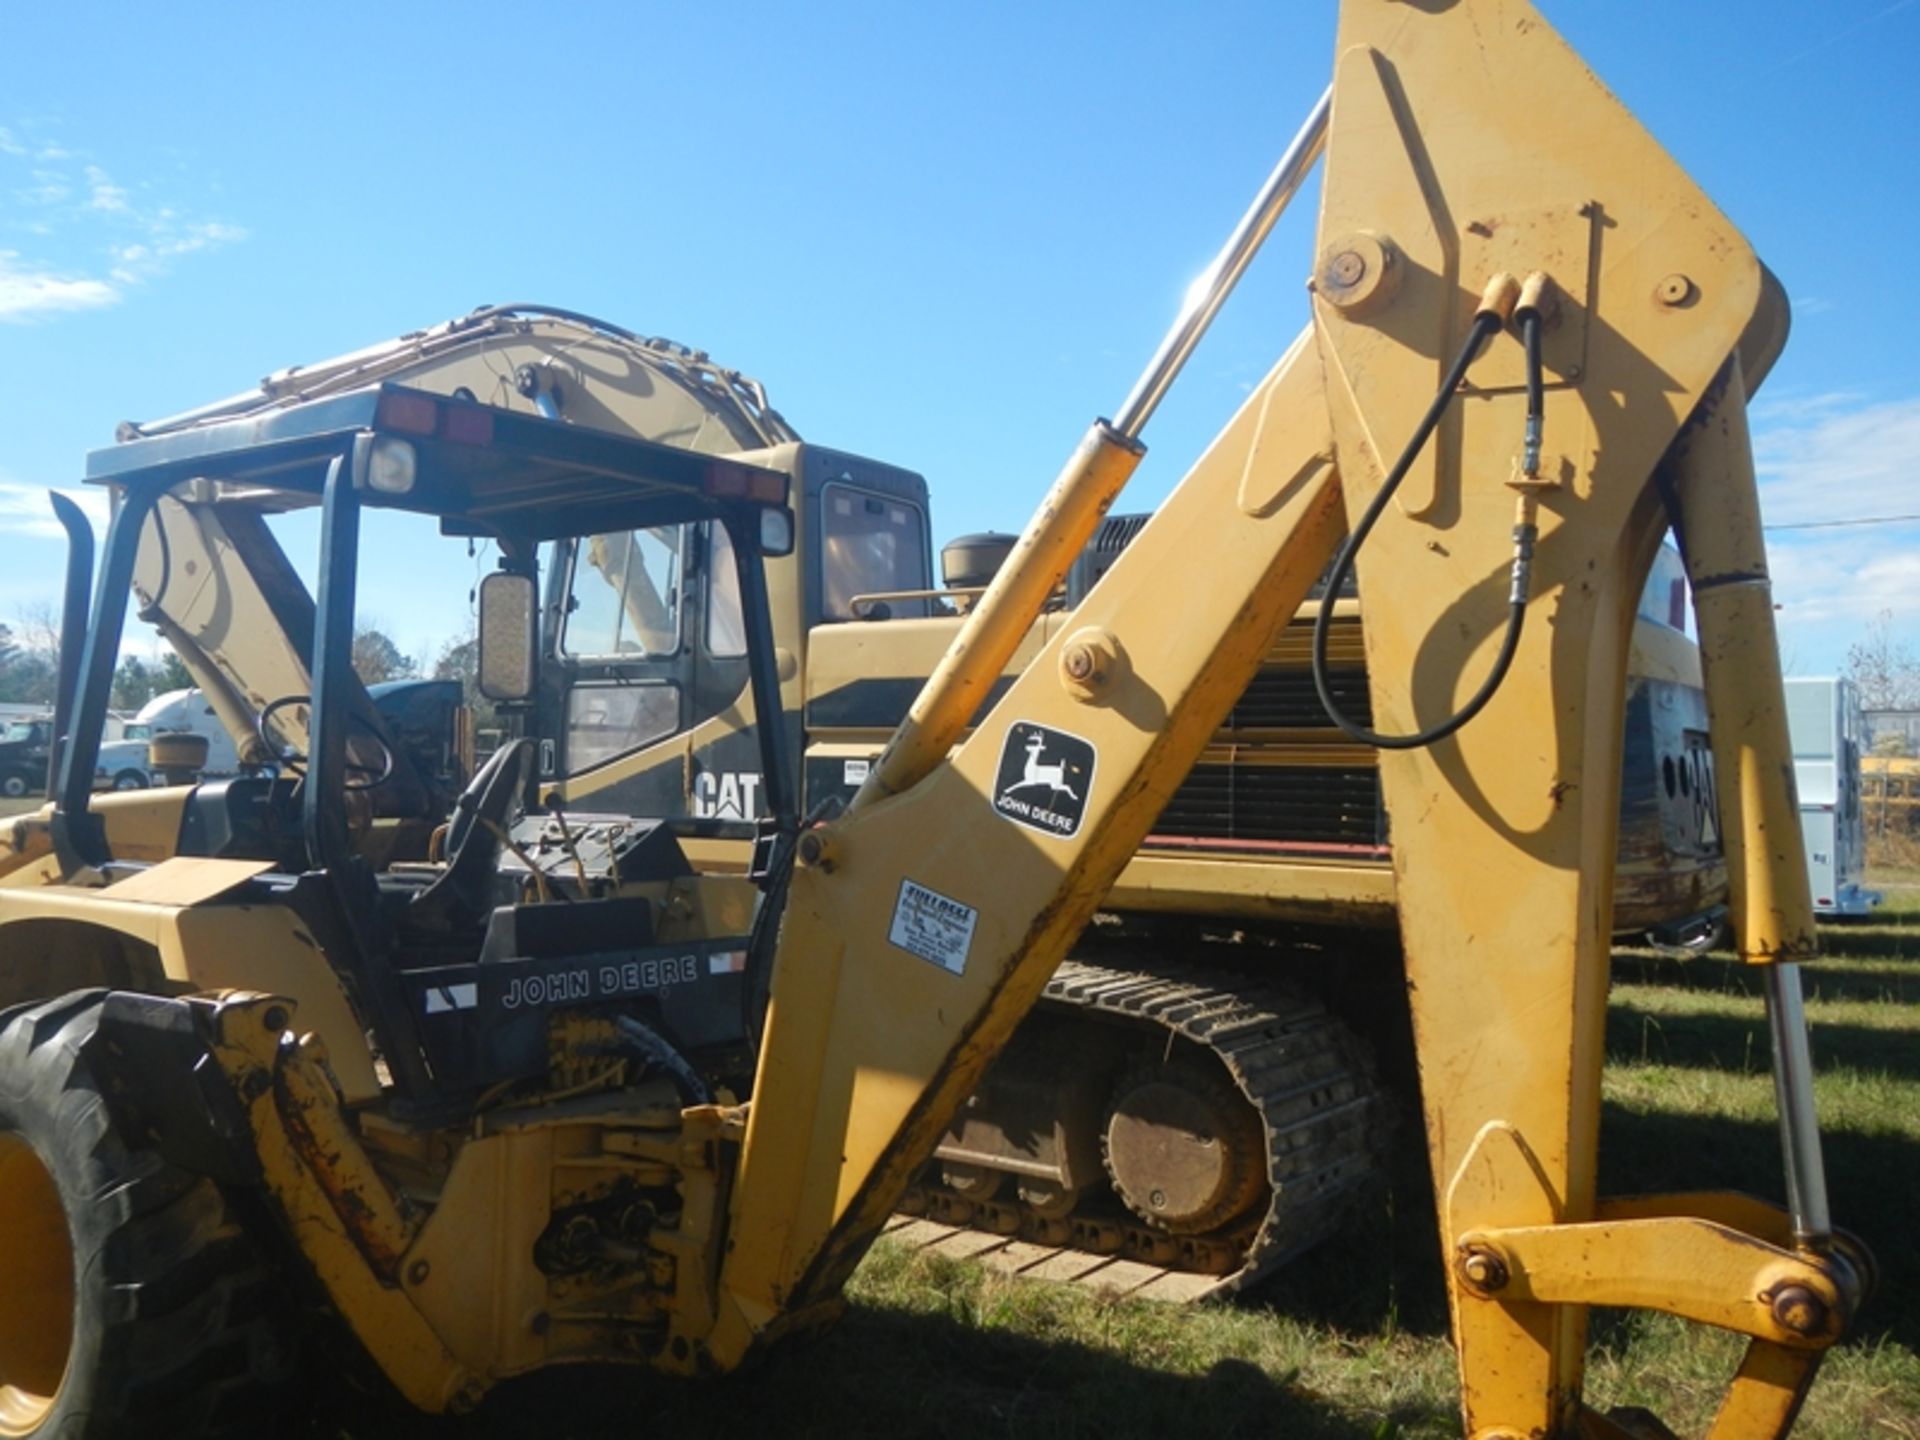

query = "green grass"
[26,776,1917,1434]
[474,879,1920,1440]
[1590,885,1920,1436]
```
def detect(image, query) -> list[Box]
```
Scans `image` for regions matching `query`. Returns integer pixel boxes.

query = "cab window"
[820,484,929,621]
[706,521,748,659]
[566,684,681,774]
[563,526,685,657]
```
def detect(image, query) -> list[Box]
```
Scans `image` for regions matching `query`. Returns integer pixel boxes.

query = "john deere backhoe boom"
[687,5,1857,1434]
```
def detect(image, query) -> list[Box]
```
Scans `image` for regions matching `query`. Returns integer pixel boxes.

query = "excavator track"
[893,957,1389,1301]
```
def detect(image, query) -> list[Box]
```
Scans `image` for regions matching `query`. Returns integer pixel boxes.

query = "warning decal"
[992,721,1096,839]
[888,878,978,976]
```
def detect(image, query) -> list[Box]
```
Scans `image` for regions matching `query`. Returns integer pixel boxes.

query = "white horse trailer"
[1784,677,1881,917]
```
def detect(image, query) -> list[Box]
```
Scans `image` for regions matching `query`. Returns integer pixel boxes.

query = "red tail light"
[704,461,788,506]
[376,391,439,436]
[442,405,494,446]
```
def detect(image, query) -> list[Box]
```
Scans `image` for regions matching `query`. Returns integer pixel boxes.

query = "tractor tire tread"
[0,991,293,1439]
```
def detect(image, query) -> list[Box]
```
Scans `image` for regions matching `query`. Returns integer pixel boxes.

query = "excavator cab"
[50,383,798,1099]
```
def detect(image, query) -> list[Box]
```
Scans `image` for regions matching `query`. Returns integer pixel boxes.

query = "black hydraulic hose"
[1520,307,1545,478]
[1311,308,1540,750]
[613,1015,713,1106]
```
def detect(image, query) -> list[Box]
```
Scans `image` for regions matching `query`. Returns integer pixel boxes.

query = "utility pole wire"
[1750,0,1918,83]
[1764,514,1920,532]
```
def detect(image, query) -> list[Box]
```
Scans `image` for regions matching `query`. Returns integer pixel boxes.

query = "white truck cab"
[93,688,243,790]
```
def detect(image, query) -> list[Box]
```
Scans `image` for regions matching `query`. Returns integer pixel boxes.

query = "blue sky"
[1,1,1915,680]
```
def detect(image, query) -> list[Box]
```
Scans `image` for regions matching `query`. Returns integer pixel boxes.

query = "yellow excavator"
[0,3,1865,1436]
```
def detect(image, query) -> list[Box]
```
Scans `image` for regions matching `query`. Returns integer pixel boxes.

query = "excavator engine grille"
[1152,765,1384,851]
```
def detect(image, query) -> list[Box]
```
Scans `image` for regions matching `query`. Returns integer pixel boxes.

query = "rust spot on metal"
[274,1058,409,1281]
[1765,1280,1831,1339]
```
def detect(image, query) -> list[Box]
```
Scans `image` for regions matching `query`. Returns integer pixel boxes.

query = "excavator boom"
[118,306,798,768]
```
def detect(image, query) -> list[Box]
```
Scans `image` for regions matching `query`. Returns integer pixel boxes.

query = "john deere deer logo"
[1007,732,1081,802]
[993,722,1096,838]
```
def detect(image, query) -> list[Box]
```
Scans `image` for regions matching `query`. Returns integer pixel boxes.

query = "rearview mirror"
[760,506,795,557]
[477,572,537,702]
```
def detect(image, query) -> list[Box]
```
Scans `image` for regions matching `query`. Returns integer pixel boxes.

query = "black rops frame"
[57,383,798,1100]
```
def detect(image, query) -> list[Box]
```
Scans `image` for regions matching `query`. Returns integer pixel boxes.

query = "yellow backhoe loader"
[102,300,1728,1300]
[0,3,1865,1437]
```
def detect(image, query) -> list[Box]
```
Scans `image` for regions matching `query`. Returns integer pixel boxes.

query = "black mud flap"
[84,990,262,1186]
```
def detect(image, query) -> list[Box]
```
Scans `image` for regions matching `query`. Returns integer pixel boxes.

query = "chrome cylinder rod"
[853,92,1329,811]
[1764,962,1833,1247]
[1111,86,1332,442]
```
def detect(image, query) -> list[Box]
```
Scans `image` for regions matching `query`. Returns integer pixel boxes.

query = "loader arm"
[692,3,1855,1435]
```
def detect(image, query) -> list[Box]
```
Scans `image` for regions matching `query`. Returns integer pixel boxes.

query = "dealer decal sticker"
[889,878,978,975]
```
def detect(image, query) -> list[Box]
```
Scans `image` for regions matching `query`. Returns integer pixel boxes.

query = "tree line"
[4,603,1909,749]
[0,611,473,713]
[0,608,199,710]
[1847,611,1920,757]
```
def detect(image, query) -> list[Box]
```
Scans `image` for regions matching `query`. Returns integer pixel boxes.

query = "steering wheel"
[408,738,538,931]
[257,693,396,791]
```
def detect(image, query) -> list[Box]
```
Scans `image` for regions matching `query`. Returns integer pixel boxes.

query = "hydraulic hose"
[614,1015,714,1107]
[1311,302,1545,750]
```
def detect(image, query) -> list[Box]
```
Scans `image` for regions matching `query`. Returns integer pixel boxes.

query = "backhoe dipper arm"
[686,4,1854,1435]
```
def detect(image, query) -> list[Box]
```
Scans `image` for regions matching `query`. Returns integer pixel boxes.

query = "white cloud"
[1749,390,1868,424]
[0,127,245,321]
[83,164,128,213]
[0,251,119,322]
[1769,526,1920,624]
[0,480,108,540]
[1747,389,1920,670]
[107,220,248,285]
[160,220,246,257]
[1768,522,1920,677]
[16,172,71,206]
[1753,391,1920,528]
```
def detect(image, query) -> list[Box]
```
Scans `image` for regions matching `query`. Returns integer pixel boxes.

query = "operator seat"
[405,738,536,934]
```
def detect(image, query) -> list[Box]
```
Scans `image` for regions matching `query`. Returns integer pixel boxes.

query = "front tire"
[0,992,289,1438]
[0,771,30,800]
[109,771,148,792]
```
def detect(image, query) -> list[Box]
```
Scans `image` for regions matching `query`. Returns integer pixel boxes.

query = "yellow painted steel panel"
[98,856,273,907]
